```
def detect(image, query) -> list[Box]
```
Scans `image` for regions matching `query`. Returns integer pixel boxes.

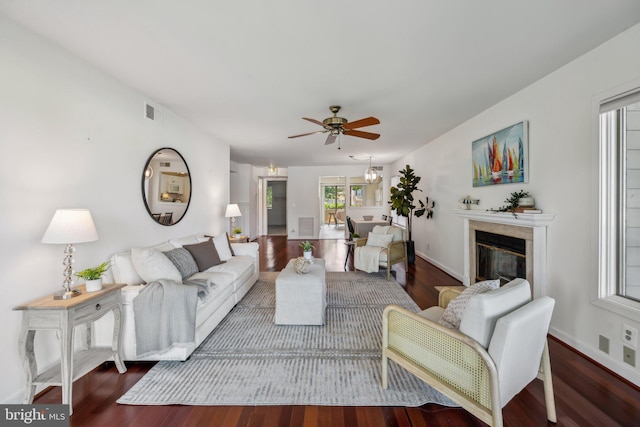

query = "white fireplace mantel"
[453,209,556,298]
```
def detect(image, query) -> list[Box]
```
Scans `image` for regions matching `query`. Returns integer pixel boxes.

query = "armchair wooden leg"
[541,340,557,423]
[382,353,388,389]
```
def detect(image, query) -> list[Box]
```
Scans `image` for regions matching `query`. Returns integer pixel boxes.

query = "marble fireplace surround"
[453,209,555,299]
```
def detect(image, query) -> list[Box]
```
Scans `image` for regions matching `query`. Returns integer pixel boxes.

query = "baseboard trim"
[414,250,465,284]
[550,327,640,388]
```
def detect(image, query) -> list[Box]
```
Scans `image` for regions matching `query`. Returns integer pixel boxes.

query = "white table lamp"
[42,209,99,299]
[225,203,242,232]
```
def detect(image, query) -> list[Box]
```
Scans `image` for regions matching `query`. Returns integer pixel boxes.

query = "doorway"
[267,181,287,235]
[319,176,346,239]
[259,177,288,236]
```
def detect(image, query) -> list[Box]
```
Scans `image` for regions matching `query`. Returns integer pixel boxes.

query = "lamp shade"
[41,209,99,244]
[225,204,242,218]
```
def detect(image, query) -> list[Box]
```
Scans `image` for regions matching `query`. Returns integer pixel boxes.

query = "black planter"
[406,240,416,265]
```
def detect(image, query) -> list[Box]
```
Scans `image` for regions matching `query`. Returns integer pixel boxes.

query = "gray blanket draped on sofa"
[132,278,199,357]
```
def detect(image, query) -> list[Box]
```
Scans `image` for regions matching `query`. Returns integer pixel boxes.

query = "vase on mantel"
[518,196,535,207]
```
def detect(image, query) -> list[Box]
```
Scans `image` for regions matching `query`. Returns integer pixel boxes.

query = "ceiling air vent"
[145,103,155,120]
[160,162,171,167]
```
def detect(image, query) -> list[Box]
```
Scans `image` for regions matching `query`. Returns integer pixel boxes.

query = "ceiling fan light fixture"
[364,156,377,184]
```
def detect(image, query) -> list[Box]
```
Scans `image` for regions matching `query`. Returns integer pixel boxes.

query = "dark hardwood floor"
[34,236,640,426]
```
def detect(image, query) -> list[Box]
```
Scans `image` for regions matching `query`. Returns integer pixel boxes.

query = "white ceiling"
[2,1,640,167]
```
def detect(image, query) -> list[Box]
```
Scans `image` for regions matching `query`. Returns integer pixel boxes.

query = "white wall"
[392,23,640,385]
[287,165,391,239]
[0,16,230,403]
[230,162,252,236]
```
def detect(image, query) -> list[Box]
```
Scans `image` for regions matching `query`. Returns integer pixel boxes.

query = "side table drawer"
[74,291,119,323]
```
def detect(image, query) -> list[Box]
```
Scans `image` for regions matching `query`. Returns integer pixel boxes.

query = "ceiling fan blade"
[288,130,327,138]
[343,129,380,140]
[302,117,328,127]
[343,117,380,130]
[325,133,337,145]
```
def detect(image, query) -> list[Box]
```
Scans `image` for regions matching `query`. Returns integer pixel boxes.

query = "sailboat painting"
[472,121,528,187]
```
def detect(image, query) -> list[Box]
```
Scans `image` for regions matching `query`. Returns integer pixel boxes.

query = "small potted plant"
[75,261,110,292]
[490,189,532,217]
[233,227,242,238]
[299,240,315,260]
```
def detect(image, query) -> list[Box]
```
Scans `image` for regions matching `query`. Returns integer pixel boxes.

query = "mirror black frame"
[141,147,192,226]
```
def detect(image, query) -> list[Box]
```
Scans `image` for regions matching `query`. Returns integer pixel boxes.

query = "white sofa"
[94,233,259,361]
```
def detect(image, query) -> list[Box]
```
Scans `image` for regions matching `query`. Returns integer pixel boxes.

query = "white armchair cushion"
[417,306,445,322]
[459,278,531,348]
[388,226,404,242]
[366,232,393,248]
[371,225,391,234]
[437,279,500,329]
[488,296,555,405]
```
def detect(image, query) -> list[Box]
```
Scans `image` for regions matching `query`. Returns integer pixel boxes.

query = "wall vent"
[160,161,171,167]
[298,217,314,236]
[145,103,155,120]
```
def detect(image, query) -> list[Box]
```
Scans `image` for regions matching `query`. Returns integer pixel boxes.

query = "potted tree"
[75,261,110,292]
[389,165,435,264]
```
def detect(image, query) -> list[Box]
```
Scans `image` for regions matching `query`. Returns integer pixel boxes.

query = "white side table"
[14,284,127,415]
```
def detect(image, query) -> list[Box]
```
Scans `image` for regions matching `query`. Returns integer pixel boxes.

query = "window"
[597,83,640,318]
[350,185,363,207]
[266,186,273,209]
[323,185,345,210]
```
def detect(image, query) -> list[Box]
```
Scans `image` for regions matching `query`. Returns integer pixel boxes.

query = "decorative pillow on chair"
[131,247,182,283]
[183,239,225,271]
[438,279,500,329]
[164,247,199,279]
[365,232,394,248]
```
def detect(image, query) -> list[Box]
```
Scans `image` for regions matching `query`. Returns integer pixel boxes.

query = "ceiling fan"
[288,105,380,146]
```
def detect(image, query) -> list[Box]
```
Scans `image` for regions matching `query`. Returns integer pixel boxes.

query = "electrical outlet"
[623,346,636,367]
[599,335,610,354]
[622,324,638,347]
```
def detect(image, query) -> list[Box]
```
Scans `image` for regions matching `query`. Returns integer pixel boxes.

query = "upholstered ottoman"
[275,258,326,325]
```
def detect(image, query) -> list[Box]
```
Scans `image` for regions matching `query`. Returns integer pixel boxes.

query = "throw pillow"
[130,247,182,283]
[164,247,199,279]
[183,239,225,271]
[365,232,394,248]
[438,279,500,329]
[212,233,233,261]
[225,232,236,256]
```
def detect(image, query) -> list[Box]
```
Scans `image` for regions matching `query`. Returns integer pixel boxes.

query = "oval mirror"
[141,148,191,226]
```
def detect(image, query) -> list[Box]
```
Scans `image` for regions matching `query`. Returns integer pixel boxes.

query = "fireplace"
[454,209,555,299]
[475,231,526,283]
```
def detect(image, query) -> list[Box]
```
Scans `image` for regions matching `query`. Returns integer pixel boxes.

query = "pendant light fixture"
[364,156,377,184]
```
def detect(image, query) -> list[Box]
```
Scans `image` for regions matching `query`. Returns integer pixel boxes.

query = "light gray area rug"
[118,271,458,407]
